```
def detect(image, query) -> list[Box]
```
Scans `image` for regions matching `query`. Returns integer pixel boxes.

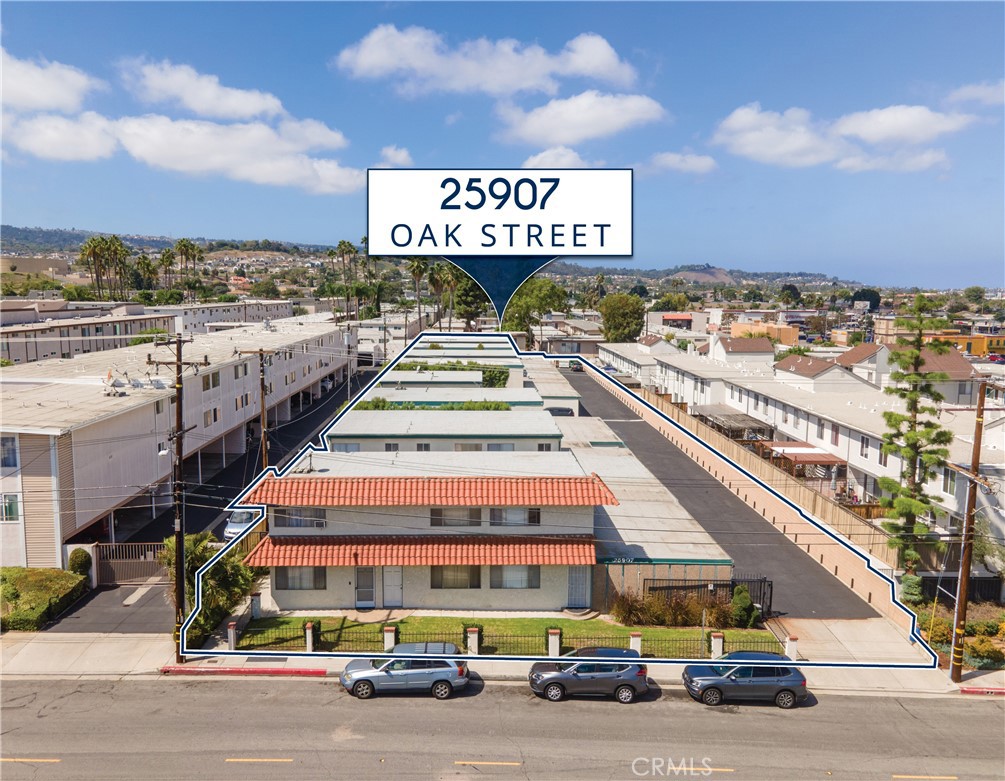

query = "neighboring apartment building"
[0,321,357,568]
[147,300,294,333]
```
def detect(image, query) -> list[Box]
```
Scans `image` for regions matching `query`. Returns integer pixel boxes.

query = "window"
[1,495,20,522]
[487,443,515,452]
[782,405,789,424]
[1,437,18,469]
[730,385,735,401]
[490,565,540,589]
[59,328,69,338]
[431,508,481,527]
[831,423,840,446]
[155,400,164,415]
[538,443,552,452]
[943,468,957,495]
[385,443,399,452]
[202,371,220,392]
[415,443,431,452]
[816,418,824,440]
[234,363,248,379]
[274,507,327,527]
[860,436,869,458]
[454,443,483,452]
[489,508,541,526]
[879,448,889,467]
[203,408,220,427]
[430,566,481,589]
[959,381,969,397]
[274,566,326,590]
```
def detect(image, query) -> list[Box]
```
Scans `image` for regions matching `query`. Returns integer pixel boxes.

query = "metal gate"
[95,543,168,585]
[644,574,774,618]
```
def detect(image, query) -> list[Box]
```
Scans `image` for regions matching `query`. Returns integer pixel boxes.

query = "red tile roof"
[244,535,597,567]
[244,474,618,507]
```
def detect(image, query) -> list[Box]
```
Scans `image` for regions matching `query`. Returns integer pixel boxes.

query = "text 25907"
[440,176,560,211]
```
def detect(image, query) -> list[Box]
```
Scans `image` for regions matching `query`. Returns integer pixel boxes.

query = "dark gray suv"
[682,652,807,709]
[340,642,468,700]
[529,648,649,703]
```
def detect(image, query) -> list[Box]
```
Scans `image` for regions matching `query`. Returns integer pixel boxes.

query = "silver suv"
[340,642,469,700]
[529,648,649,703]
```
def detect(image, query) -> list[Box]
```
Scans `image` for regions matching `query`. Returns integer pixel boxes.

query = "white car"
[222,510,258,540]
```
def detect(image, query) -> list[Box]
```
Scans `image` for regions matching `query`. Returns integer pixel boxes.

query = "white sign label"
[368,168,632,256]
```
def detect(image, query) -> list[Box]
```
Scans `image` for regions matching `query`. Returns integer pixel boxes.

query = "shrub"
[732,585,760,628]
[966,636,1005,664]
[997,622,1005,640]
[969,619,1000,638]
[707,601,734,630]
[67,548,92,578]
[900,574,925,605]
[0,567,88,631]
[926,619,952,645]
[611,591,644,625]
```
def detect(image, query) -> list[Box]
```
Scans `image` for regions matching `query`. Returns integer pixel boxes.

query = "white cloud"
[121,59,284,120]
[276,118,348,150]
[650,151,717,174]
[499,90,664,146]
[947,79,1005,106]
[522,146,600,168]
[711,103,849,168]
[5,112,118,160]
[114,115,363,194]
[1,48,106,114]
[834,148,949,173]
[831,105,976,145]
[335,25,635,97]
[378,145,414,167]
[444,111,463,126]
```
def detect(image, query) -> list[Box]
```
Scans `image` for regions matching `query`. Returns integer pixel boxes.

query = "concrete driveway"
[46,583,175,634]
[564,369,878,620]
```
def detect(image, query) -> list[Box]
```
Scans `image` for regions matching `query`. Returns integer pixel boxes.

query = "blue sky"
[2,2,1003,287]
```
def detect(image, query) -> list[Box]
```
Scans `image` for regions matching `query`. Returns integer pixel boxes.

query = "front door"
[567,566,591,609]
[382,566,403,608]
[355,566,375,608]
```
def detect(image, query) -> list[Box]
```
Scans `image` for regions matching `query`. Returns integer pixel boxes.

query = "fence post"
[250,592,261,620]
[710,632,724,658]
[547,629,561,657]
[466,627,480,656]
[227,621,237,651]
[785,635,798,660]
[305,622,314,654]
[384,626,397,652]
[629,632,642,656]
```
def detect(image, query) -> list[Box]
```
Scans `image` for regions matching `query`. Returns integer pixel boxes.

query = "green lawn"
[238,615,780,656]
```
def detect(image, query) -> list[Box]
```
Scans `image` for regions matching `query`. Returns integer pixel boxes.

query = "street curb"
[160,665,327,677]
[959,686,1005,696]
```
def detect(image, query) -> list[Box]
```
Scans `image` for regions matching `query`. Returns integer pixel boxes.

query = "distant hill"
[1,225,340,256]
[543,261,859,288]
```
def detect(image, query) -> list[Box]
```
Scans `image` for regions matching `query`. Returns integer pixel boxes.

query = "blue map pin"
[440,256,561,321]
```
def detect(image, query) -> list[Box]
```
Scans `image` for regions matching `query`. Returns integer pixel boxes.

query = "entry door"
[567,566,591,609]
[383,566,403,608]
[355,567,375,608]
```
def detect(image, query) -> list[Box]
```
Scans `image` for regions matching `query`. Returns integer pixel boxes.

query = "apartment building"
[0,320,357,568]
[147,300,294,333]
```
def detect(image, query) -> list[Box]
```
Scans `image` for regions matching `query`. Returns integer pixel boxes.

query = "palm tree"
[105,235,130,298]
[335,240,357,316]
[443,263,463,332]
[174,238,197,298]
[136,254,158,290]
[159,247,176,290]
[78,236,104,298]
[405,258,429,327]
[427,262,447,324]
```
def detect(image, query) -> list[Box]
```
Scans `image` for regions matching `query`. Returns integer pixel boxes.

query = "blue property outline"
[184,331,939,672]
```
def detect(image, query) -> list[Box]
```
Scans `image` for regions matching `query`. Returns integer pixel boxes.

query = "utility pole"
[147,336,208,664]
[949,379,991,682]
[239,349,275,473]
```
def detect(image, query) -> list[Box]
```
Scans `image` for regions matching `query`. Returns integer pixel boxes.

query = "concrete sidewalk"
[2,632,174,677]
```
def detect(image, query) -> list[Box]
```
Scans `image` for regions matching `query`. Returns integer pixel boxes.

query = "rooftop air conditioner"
[313,520,327,528]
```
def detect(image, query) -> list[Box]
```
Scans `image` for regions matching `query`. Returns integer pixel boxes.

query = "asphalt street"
[127,369,376,543]
[1,679,1001,780]
[563,369,878,620]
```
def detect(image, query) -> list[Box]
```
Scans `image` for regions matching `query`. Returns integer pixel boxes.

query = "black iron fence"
[723,635,785,654]
[397,631,466,648]
[920,575,1002,605]
[317,627,384,652]
[644,574,774,618]
[560,635,631,654]
[480,634,548,656]
[642,638,708,659]
[237,626,305,652]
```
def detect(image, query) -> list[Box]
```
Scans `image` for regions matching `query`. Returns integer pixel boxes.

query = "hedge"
[1,567,88,631]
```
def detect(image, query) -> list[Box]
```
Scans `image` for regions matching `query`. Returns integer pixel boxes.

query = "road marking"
[122,586,150,606]
[891,776,958,780]
[225,758,294,763]
[454,761,523,767]
[1,758,62,763]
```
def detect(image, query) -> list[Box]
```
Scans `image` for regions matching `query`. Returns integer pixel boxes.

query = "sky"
[2,2,1003,287]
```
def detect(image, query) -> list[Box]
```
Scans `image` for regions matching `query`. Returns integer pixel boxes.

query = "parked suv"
[222,510,258,541]
[529,647,648,703]
[340,642,468,700]
[682,652,807,709]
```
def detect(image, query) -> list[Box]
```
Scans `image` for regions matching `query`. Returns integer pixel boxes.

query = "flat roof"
[276,449,588,478]
[353,387,545,406]
[326,410,563,439]
[377,370,483,385]
[554,417,625,448]
[598,343,659,367]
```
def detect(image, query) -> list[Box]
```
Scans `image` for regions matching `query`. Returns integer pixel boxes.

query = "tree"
[580,274,606,309]
[427,262,448,322]
[743,287,764,304]
[878,295,955,565]
[778,345,811,359]
[129,327,169,346]
[159,248,176,289]
[157,531,255,644]
[598,293,646,342]
[650,293,690,312]
[249,279,280,298]
[135,254,158,290]
[405,257,430,326]
[443,263,464,331]
[851,288,882,312]
[336,239,358,316]
[453,274,489,330]
[501,277,568,347]
[778,284,801,304]
[963,286,986,306]
[628,283,649,299]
